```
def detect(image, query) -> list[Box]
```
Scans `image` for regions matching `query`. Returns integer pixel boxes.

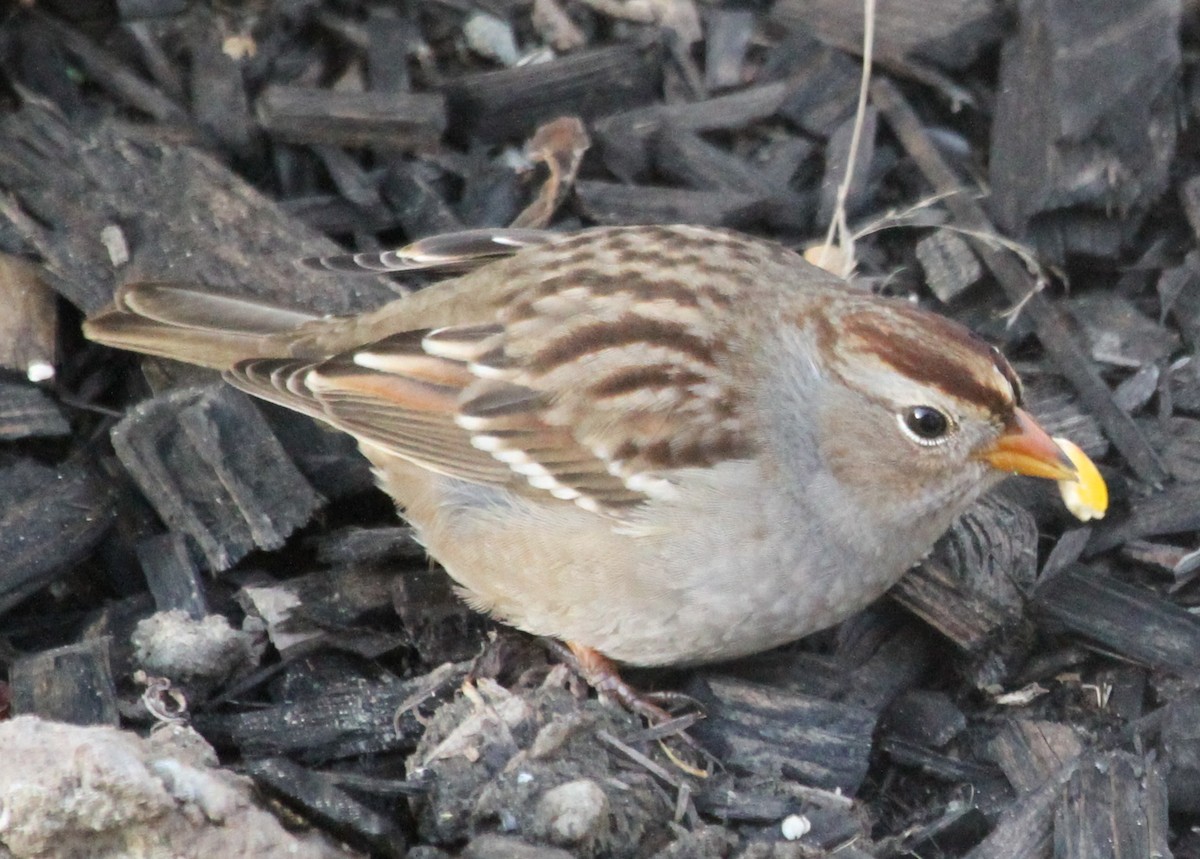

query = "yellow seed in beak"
[1053,437,1108,522]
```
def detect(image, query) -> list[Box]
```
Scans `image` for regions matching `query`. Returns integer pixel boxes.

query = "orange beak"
[978,408,1077,481]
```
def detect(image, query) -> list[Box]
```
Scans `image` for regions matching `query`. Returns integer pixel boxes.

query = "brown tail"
[83,282,323,370]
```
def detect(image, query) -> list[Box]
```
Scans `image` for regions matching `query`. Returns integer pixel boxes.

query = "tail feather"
[84,282,323,370]
[116,282,319,333]
[299,228,552,274]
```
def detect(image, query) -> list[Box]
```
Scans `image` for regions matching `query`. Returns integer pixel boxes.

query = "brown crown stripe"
[588,364,707,398]
[842,309,1014,415]
[528,315,719,373]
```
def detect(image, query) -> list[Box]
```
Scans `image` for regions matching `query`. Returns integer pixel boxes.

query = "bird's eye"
[901,406,951,443]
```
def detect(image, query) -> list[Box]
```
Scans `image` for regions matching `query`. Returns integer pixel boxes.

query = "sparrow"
[84,224,1100,688]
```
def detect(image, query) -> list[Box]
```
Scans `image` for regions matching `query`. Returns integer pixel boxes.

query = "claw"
[543,640,702,728]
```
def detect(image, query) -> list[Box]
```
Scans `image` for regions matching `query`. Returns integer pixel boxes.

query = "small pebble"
[781,814,811,840]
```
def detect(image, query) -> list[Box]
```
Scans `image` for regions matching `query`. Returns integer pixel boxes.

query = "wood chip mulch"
[0,1,1197,857]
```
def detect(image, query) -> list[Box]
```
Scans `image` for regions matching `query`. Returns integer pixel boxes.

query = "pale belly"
[375,454,919,667]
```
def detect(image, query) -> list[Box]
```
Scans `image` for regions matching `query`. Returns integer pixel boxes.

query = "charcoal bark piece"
[688,674,876,794]
[935,495,1039,604]
[0,458,118,615]
[257,85,446,152]
[185,9,255,157]
[1042,527,1093,578]
[883,690,966,749]
[136,532,208,619]
[874,76,1168,486]
[689,778,792,824]
[1162,693,1200,814]
[770,0,1001,69]
[116,0,189,18]
[237,565,396,657]
[1087,480,1200,554]
[110,384,324,572]
[574,181,764,228]
[1003,211,1130,265]
[0,99,397,315]
[313,145,384,211]
[1112,364,1160,415]
[880,737,1003,786]
[988,719,1085,796]
[893,804,993,859]
[838,621,933,712]
[988,0,1180,256]
[916,230,983,303]
[1168,355,1200,413]
[392,566,490,665]
[0,253,57,380]
[1181,175,1200,241]
[366,7,416,93]
[124,20,187,101]
[704,8,755,91]
[35,11,192,127]
[1063,294,1180,369]
[1158,250,1200,350]
[651,127,776,194]
[650,129,813,232]
[442,39,662,144]
[756,136,819,189]
[891,494,1038,682]
[767,32,863,137]
[307,525,425,567]
[457,154,526,231]
[816,107,877,227]
[692,773,865,847]
[891,559,1013,654]
[1097,666,1148,723]
[1034,564,1200,674]
[1140,417,1200,483]
[1053,751,1170,859]
[1122,541,1200,590]
[281,193,404,236]
[247,757,408,858]
[9,13,86,118]
[965,753,1082,859]
[257,402,377,501]
[9,638,119,725]
[194,666,464,762]
[0,378,70,440]
[381,159,466,239]
[594,79,797,181]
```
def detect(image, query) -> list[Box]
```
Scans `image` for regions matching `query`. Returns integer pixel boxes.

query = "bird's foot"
[544,640,704,727]
[541,640,715,777]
